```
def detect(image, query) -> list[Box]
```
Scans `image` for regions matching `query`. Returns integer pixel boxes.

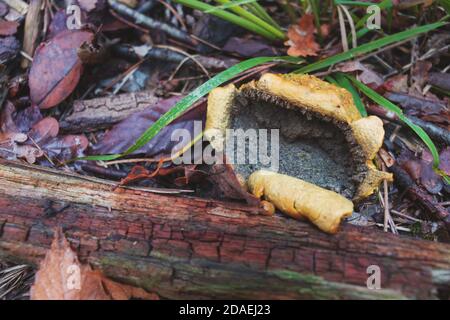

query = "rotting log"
[0,159,449,299]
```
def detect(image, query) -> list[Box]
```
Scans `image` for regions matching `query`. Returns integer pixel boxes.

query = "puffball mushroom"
[205,73,393,234]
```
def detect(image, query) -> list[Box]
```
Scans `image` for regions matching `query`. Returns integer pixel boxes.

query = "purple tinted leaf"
[439,147,450,176]
[41,134,89,161]
[223,37,280,57]
[91,96,206,158]
[47,9,69,39]
[13,105,43,133]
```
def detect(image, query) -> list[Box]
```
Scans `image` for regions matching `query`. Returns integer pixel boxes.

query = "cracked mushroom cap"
[205,73,392,233]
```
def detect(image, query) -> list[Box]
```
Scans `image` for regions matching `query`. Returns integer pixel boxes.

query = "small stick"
[391,209,421,222]
[107,0,193,44]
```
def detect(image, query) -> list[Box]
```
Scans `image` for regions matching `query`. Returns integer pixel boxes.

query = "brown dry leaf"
[29,29,94,109]
[285,14,320,57]
[0,20,19,36]
[337,61,384,87]
[31,229,159,300]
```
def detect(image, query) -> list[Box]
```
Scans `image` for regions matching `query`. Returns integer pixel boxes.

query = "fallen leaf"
[223,37,279,57]
[29,29,94,109]
[46,10,70,39]
[428,72,450,92]
[0,20,19,36]
[78,0,106,12]
[0,2,9,17]
[28,118,89,162]
[91,97,206,158]
[31,228,159,300]
[399,149,443,194]
[285,14,320,57]
[410,61,432,95]
[28,117,59,144]
[382,74,409,93]
[193,14,243,54]
[0,102,88,163]
[337,61,384,87]
[0,36,20,64]
[439,147,450,176]
[12,105,43,133]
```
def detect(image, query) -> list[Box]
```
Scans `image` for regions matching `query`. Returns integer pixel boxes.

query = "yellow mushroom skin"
[248,170,354,234]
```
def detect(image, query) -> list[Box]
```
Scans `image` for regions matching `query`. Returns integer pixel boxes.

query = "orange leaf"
[30,228,159,300]
[284,14,320,57]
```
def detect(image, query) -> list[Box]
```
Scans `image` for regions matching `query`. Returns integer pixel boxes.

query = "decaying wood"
[0,159,450,299]
[60,91,159,132]
[21,0,43,68]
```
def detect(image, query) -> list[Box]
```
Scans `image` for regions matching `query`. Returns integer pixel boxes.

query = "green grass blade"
[293,20,447,74]
[205,0,257,12]
[212,0,285,39]
[440,0,450,14]
[173,0,279,40]
[309,0,323,42]
[346,75,440,168]
[334,73,367,117]
[334,0,377,7]
[246,1,282,29]
[81,56,303,162]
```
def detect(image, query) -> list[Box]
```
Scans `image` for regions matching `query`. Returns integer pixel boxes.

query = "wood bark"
[0,159,449,299]
[59,91,159,132]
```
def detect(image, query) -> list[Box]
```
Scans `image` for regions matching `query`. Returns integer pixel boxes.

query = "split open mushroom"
[205,73,393,234]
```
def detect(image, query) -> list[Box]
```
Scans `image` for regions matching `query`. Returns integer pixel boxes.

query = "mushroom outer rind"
[248,170,354,234]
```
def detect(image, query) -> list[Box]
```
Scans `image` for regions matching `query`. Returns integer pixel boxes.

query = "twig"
[107,0,193,44]
[113,44,237,70]
[155,44,210,78]
[391,209,421,222]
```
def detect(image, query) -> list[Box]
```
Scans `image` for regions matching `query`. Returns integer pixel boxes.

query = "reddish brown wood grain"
[0,159,449,299]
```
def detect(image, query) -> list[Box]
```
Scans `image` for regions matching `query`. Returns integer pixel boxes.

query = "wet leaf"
[78,0,106,12]
[0,20,19,36]
[13,105,43,133]
[0,2,9,17]
[28,118,89,162]
[42,135,89,162]
[337,61,383,87]
[29,29,94,109]
[91,96,206,158]
[285,14,320,57]
[28,117,59,144]
[0,103,88,163]
[47,10,70,39]
[223,37,279,57]
[382,74,409,93]
[31,229,159,300]
[400,150,443,194]
[0,36,20,64]
[439,147,450,176]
